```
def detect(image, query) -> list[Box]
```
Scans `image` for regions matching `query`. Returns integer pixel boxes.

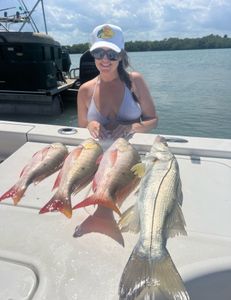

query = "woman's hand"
[111,124,133,139]
[87,121,109,139]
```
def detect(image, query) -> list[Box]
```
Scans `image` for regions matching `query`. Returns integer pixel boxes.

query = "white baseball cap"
[90,24,124,53]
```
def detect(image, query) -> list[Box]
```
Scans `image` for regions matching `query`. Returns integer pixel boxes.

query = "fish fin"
[33,175,50,186]
[73,144,84,155]
[166,203,187,238]
[52,169,63,190]
[92,177,97,192]
[40,145,52,159]
[73,194,121,216]
[110,149,118,166]
[31,145,50,159]
[30,145,52,164]
[0,185,16,201]
[52,171,62,191]
[177,177,183,206]
[115,177,140,207]
[96,154,103,165]
[19,164,30,178]
[119,247,190,300]
[118,204,140,233]
[31,150,39,158]
[64,145,83,165]
[68,146,84,163]
[131,162,145,178]
[39,192,72,218]
[73,206,124,247]
[0,184,26,205]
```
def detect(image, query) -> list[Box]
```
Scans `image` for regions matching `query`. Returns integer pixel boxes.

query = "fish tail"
[39,192,72,218]
[0,184,26,205]
[119,247,190,300]
[73,195,121,216]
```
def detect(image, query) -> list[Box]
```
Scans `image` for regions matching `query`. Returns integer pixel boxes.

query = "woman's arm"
[111,72,158,138]
[131,71,158,133]
[77,83,89,127]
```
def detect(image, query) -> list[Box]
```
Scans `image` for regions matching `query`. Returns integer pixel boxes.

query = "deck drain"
[58,127,77,135]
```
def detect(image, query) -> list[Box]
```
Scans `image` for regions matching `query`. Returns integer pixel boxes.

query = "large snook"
[119,136,190,300]
[39,138,103,218]
[73,138,142,216]
[0,143,68,205]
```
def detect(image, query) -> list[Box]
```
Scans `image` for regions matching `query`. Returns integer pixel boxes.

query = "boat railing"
[69,67,79,79]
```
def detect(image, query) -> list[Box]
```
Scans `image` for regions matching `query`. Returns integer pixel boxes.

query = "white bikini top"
[87,78,142,125]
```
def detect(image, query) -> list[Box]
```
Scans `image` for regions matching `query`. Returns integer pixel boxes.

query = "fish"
[0,143,68,205]
[73,137,142,216]
[118,136,190,300]
[39,138,103,218]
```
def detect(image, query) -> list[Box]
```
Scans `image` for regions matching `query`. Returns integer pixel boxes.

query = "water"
[1,49,231,139]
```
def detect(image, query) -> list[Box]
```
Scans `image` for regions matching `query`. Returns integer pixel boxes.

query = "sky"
[1,0,231,46]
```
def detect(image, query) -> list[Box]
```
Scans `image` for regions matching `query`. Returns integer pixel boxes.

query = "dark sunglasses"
[90,48,120,61]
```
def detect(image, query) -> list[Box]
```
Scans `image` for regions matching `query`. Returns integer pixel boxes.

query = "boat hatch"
[0,258,38,299]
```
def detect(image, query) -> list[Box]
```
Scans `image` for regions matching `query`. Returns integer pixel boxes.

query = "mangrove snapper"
[73,138,142,216]
[0,143,68,205]
[39,138,103,218]
[118,136,190,300]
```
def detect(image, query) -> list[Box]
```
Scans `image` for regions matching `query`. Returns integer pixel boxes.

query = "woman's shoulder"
[129,71,146,93]
[79,77,98,90]
[129,71,145,85]
[78,77,98,97]
[129,71,144,79]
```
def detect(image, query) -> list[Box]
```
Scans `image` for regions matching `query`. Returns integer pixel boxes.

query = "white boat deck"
[0,121,231,300]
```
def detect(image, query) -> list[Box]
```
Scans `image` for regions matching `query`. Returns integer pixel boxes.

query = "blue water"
[1,49,231,139]
[128,49,231,139]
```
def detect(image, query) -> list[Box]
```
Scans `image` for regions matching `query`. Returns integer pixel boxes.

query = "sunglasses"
[90,48,120,61]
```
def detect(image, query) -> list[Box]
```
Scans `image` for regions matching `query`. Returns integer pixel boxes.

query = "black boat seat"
[79,50,99,84]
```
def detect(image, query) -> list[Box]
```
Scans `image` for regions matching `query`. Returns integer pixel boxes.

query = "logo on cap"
[97,25,115,39]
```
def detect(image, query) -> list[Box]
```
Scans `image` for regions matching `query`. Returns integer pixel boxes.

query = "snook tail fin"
[39,192,72,218]
[119,247,190,300]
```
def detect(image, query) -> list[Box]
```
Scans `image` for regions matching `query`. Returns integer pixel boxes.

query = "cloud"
[200,2,231,32]
[2,0,231,45]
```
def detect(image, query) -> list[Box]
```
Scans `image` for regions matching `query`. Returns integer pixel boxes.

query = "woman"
[77,24,158,140]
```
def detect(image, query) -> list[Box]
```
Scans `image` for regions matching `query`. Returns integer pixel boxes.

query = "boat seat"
[79,50,99,84]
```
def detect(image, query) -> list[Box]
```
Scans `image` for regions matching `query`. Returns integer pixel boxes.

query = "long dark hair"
[118,50,139,102]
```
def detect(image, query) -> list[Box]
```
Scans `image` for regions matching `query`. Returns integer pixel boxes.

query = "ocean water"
[1,49,231,139]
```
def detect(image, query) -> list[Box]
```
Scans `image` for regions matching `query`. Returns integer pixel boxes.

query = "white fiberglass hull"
[0,120,231,300]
